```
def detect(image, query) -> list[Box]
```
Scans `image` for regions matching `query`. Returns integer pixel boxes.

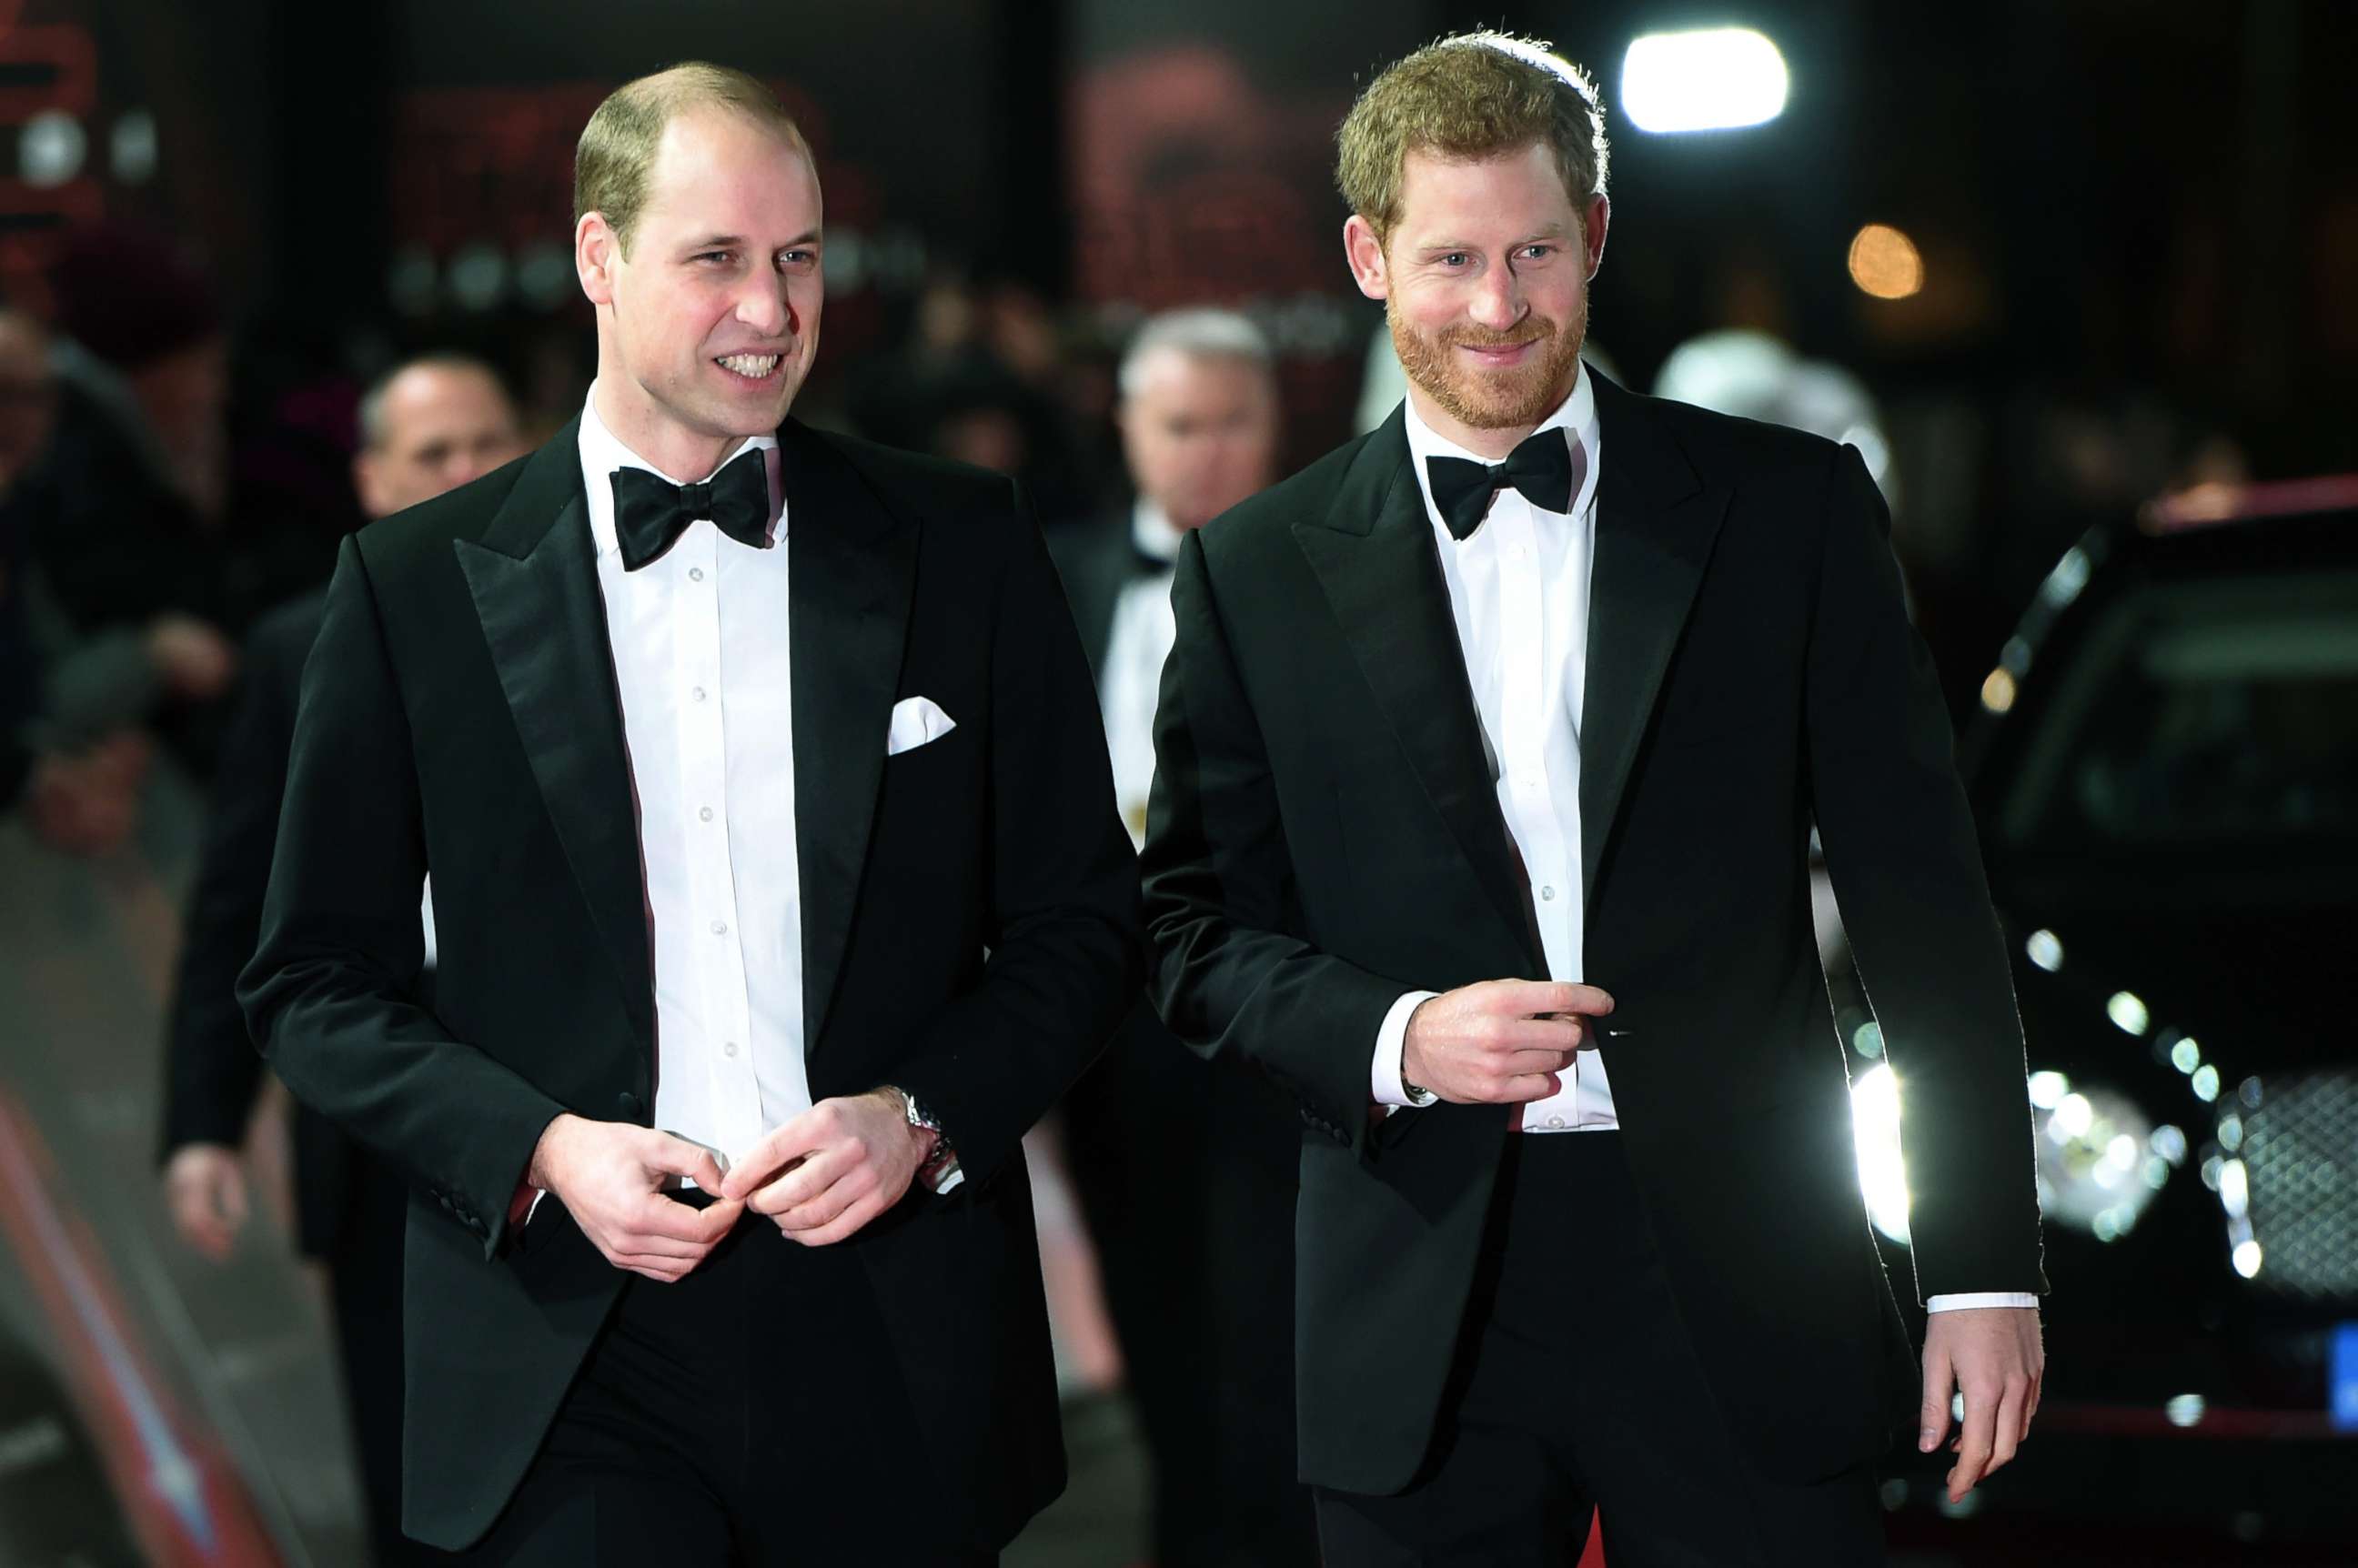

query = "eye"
[1438,252,1470,268]
[780,247,819,270]
[1520,244,1556,260]
[693,250,736,267]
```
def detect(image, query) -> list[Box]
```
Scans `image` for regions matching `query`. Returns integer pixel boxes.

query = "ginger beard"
[1386,273,1587,433]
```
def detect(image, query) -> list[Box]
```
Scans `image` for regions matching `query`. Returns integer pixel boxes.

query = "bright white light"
[2217,1114,2242,1153]
[2107,992,2150,1035]
[1850,1063,1911,1243]
[2232,1240,2264,1279]
[2027,1070,2071,1110]
[1621,28,1789,134]
[2105,1133,2140,1171]
[2151,1124,2188,1164]
[2025,930,2064,971]
[2052,1093,2094,1140]
[2165,1393,2207,1428]
[2219,1159,2249,1218]
[2192,1065,2221,1103]
[18,110,86,189]
[2171,1038,2202,1074]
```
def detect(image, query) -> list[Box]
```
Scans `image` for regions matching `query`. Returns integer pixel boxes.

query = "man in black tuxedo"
[239,64,1138,1564]
[160,352,525,1563]
[1053,309,1317,1566]
[1142,33,2045,1566]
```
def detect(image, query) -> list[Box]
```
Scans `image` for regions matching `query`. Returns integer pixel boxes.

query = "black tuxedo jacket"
[162,588,361,1259]
[239,418,1142,1550]
[1142,373,2045,1495]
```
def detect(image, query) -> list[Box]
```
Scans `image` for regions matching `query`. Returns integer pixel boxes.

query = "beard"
[1389,290,1587,433]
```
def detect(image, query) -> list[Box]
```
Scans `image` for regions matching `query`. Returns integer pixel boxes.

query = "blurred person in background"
[1053,307,1317,1567]
[15,226,348,775]
[0,305,161,853]
[239,64,1137,1563]
[159,353,526,1566]
[1142,33,2044,1564]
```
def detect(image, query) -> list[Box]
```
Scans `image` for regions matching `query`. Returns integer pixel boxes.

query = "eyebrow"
[1415,226,1572,253]
[680,230,821,253]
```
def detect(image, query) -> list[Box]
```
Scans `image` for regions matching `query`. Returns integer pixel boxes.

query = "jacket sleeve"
[159,611,305,1157]
[1804,442,2047,1301]
[883,487,1144,1190]
[237,536,566,1260]
[1139,530,1406,1156]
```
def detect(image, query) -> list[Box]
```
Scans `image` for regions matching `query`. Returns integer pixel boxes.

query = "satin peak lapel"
[781,423,918,1055]
[454,421,654,1048]
[1579,377,1730,908]
[1294,413,1540,970]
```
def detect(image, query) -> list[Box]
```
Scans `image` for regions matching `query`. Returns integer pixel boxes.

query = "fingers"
[1946,1382,1999,1503]
[1497,1046,1582,1077]
[747,1146,843,1217]
[781,1189,888,1248]
[719,1115,827,1200]
[640,1134,731,1193]
[1919,1350,1955,1455]
[1486,980,1615,1018]
[1500,1072,1565,1104]
[627,1190,742,1246]
[217,1165,250,1232]
[1984,1381,2029,1482]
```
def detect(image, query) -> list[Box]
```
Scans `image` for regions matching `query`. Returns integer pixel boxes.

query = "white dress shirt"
[579,389,810,1173]
[1100,500,1184,848]
[1370,372,1610,1133]
[1364,370,2031,1314]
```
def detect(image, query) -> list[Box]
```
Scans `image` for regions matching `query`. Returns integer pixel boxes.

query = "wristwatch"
[886,1084,962,1192]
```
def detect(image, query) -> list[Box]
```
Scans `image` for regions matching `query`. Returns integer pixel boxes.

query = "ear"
[577,212,619,307]
[1344,215,1390,302]
[351,451,387,519]
[1581,196,1610,279]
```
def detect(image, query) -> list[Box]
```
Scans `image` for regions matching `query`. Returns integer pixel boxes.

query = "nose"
[1468,263,1525,333]
[736,268,791,339]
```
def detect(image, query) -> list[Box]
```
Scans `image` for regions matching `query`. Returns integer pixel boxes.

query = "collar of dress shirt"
[1130,498,1184,566]
[577,381,784,563]
[1402,362,1601,538]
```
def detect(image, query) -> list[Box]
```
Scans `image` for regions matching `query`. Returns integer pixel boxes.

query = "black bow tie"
[1426,429,1583,541]
[611,447,771,571]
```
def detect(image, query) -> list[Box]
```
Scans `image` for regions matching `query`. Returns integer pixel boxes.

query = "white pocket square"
[886,695,957,757]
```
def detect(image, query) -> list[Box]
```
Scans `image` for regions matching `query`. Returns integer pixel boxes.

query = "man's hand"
[1401,980,1616,1105]
[163,1143,249,1261]
[526,1113,742,1282]
[1920,1306,2043,1503]
[720,1090,932,1247]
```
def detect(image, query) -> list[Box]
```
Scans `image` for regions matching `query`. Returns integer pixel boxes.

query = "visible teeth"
[718,354,781,377]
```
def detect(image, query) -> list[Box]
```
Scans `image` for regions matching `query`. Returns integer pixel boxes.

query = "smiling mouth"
[715,352,785,383]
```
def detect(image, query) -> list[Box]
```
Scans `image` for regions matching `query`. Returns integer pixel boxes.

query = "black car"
[1843,477,2358,1548]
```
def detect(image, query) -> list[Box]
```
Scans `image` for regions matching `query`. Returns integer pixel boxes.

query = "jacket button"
[617,1091,643,1119]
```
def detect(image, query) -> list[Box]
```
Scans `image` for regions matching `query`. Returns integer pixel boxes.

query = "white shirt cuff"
[1372,991,1441,1110]
[1925,1292,2040,1312]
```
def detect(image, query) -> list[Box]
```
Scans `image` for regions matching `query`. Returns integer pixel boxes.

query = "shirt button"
[723,1041,739,1058]
[689,567,705,582]
[710,920,728,936]
[1547,1116,1566,1129]
[691,686,708,702]
[1540,885,1557,901]
[699,806,714,822]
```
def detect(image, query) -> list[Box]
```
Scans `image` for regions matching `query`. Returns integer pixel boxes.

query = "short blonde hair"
[573,63,807,256]
[1336,32,1608,246]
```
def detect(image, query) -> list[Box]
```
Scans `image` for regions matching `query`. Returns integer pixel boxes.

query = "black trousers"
[1315,1133,1886,1568]
[455,1211,995,1568]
